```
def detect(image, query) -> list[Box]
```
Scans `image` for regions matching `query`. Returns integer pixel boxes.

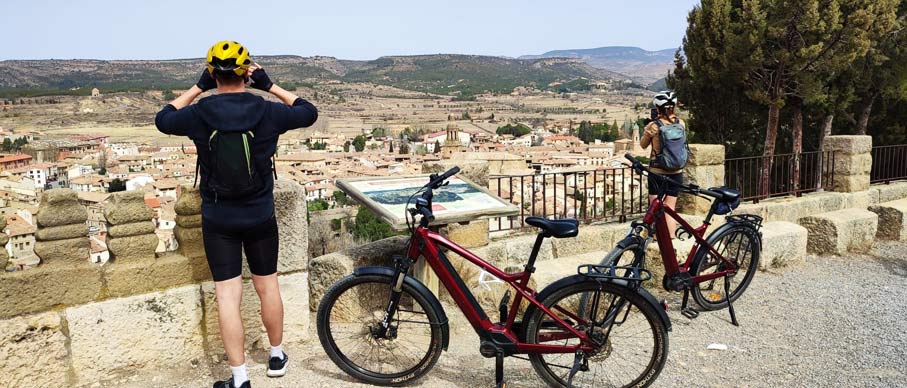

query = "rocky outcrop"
[104,191,157,261]
[34,189,88,264]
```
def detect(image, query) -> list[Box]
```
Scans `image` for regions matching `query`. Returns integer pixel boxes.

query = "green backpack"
[194,130,275,200]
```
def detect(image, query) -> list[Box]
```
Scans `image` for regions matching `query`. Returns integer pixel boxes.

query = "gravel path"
[105,241,907,388]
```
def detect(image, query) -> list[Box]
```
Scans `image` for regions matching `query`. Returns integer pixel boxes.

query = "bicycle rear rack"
[726,214,764,230]
[577,264,652,285]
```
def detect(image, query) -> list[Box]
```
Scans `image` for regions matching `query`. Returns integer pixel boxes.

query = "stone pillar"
[103,191,157,261]
[824,135,872,193]
[421,160,491,295]
[34,189,89,265]
[273,179,309,273]
[677,144,725,215]
[0,218,8,270]
[174,185,208,280]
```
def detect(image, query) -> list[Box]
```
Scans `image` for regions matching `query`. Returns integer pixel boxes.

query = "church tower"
[441,122,464,158]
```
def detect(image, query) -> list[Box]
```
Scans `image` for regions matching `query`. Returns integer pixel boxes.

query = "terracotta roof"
[145,198,161,208]
[5,215,36,236]
[0,154,32,163]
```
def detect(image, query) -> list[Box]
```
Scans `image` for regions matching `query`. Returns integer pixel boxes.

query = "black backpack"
[193,130,275,201]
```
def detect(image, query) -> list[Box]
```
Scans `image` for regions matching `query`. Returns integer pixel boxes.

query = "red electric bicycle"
[317,167,670,388]
[593,154,763,325]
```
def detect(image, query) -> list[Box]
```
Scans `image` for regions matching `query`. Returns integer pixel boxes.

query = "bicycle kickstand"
[495,353,505,388]
[680,288,699,319]
[723,275,739,326]
[566,350,585,388]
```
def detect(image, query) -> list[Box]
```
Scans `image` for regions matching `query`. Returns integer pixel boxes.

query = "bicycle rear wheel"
[690,225,760,310]
[523,279,668,388]
[316,273,444,386]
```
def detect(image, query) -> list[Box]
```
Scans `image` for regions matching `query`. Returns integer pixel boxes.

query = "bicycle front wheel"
[690,225,761,310]
[316,273,444,386]
[523,278,668,388]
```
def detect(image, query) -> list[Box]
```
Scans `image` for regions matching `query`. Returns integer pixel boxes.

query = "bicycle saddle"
[707,186,741,202]
[525,217,579,238]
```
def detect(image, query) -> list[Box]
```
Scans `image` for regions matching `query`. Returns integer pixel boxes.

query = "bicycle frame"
[405,226,599,354]
[645,197,738,283]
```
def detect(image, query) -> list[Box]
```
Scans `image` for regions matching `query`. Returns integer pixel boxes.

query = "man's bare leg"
[214,276,248,385]
[252,273,284,348]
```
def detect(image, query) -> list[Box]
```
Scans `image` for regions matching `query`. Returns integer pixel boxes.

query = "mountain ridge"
[520,46,677,84]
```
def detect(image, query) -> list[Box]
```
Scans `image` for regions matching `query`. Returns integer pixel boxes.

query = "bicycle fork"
[378,255,412,338]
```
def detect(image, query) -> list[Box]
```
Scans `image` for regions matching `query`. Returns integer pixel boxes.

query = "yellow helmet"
[206,40,251,77]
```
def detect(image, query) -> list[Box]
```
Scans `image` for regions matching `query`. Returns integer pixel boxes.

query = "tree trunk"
[791,98,803,193]
[816,114,834,191]
[856,93,876,135]
[760,103,782,197]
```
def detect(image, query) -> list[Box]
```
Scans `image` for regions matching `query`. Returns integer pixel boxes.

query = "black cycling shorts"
[648,173,684,197]
[202,215,279,282]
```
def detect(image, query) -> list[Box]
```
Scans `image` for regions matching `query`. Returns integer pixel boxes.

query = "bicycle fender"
[352,266,450,350]
[528,275,672,333]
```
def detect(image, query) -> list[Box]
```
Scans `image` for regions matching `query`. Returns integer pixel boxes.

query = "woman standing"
[640,90,685,235]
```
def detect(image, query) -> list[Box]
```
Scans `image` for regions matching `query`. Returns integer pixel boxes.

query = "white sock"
[270,344,285,360]
[230,363,249,387]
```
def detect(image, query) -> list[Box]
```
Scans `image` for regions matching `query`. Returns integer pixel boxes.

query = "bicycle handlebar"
[428,167,460,189]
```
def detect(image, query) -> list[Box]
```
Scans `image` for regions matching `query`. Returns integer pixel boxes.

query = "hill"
[0,54,635,98]
[520,46,676,84]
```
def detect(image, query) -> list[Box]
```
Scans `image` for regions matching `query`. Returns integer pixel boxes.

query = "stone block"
[423,159,490,187]
[308,253,355,311]
[280,272,311,344]
[683,164,725,188]
[550,222,624,259]
[0,232,8,246]
[34,223,88,241]
[107,220,156,238]
[832,153,873,175]
[104,190,153,225]
[341,235,409,266]
[0,263,104,319]
[798,208,878,255]
[174,226,206,258]
[443,220,490,248]
[760,221,808,268]
[39,188,80,206]
[66,285,206,385]
[501,233,553,265]
[688,144,725,166]
[187,254,213,282]
[873,181,907,203]
[0,250,7,270]
[175,184,203,215]
[35,202,88,227]
[645,239,695,287]
[176,214,202,228]
[103,254,195,297]
[274,179,308,273]
[868,199,907,241]
[823,135,872,155]
[832,174,870,193]
[0,311,69,388]
[34,236,89,264]
[107,233,159,261]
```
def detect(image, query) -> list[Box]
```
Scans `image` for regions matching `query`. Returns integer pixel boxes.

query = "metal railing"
[871,145,907,184]
[489,167,648,231]
[724,150,836,202]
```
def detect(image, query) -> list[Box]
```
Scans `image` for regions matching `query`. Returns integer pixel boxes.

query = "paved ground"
[105,241,907,388]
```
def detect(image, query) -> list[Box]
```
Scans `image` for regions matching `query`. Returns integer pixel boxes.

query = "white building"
[107,143,139,157]
[126,174,155,191]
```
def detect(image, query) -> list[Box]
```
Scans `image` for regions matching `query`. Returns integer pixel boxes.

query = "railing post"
[823,136,872,193]
[678,144,726,215]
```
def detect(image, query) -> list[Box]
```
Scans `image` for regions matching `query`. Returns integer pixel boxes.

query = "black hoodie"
[155,92,318,229]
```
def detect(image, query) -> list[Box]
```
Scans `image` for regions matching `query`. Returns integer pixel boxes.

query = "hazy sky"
[1,0,699,60]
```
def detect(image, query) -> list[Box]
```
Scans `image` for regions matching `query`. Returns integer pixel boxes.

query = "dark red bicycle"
[594,154,763,325]
[317,167,671,388]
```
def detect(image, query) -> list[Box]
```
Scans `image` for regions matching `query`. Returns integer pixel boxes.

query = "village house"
[4,213,38,269]
[0,154,32,171]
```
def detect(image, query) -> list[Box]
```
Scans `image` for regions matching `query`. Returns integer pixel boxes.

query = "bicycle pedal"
[681,308,699,319]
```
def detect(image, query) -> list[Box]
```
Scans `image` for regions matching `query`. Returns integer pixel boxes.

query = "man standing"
[155,40,318,388]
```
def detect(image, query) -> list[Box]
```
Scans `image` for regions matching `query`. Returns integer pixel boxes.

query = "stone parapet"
[33,188,89,264]
[0,217,8,270]
[104,190,157,261]
[678,144,725,215]
[824,135,872,193]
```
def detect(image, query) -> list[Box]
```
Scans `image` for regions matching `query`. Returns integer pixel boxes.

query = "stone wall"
[0,180,310,388]
[824,135,872,193]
